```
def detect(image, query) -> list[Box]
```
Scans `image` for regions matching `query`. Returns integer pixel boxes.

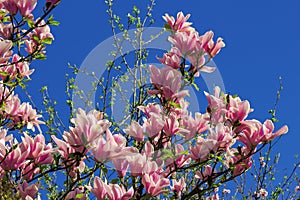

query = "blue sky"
[28,0,299,178]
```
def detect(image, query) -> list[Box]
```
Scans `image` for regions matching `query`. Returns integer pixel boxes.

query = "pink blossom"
[144,114,165,138]
[0,142,29,170]
[235,119,288,149]
[65,187,86,200]
[112,158,129,177]
[163,112,180,136]
[29,19,53,44]
[149,65,188,101]
[124,121,144,142]
[138,103,162,118]
[168,32,197,57]
[89,177,108,200]
[142,172,170,197]
[2,0,18,15]
[157,52,181,69]
[207,124,234,150]
[21,162,40,181]
[0,23,13,39]
[14,102,44,132]
[92,130,130,163]
[89,177,133,200]
[12,54,34,78]
[17,0,37,17]
[226,95,252,122]
[20,133,53,164]
[198,31,225,58]
[68,108,111,149]
[128,153,147,176]
[180,112,209,140]
[204,86,227,124]
[107,184,134,200]
[0,39,12,64]
[17,182,39,200]
[171,177,186,196]
[225,147,252,176]
[0,54,34,81]
[195,165,215,181]
[190,136,218,161]
[163,12,194,33]
[256,188,268,198]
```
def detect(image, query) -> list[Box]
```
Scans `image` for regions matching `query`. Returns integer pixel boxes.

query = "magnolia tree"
[0,0,298,199]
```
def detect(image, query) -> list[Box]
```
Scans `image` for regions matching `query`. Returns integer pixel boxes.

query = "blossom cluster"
[0,5,291,200]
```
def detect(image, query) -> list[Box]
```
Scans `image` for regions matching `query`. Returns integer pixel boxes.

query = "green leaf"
[42,38,53,45]
[75,194,84,198]
[27,19,35,28]
[35,53,47,60]
[49,20,60,26]
[164,23,171,31]
[169,101,181,109]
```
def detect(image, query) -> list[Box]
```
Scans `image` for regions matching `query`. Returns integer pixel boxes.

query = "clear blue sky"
[28,0,299,173]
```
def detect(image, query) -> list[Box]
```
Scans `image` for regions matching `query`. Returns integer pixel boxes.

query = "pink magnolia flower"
[0,23,13,39]
[14,102,44,132]
[207,124,234,151]
[21,162,40,181]
[149,65,188,101]
[65,187,87,200]
[92,130,130,163]
[0,54,34,81]
[163,12,194,33]
[163,112,180,137]
[198,30,225,58]
[123,121,144,142]
[168,31,197,57]
[4,93,20,116]
[28,19,53,45]
[0,39,12,64]
[195,165,216,181]
[143,113,165,138]
[89,177,108,200]
[17,182,39,200]
[189,136,218,161]
[2,0,18,15]
[20,133,53,164]
[52,133,85,178]
[204,86,227,124]
[0,142,29,170]
[128,153,147,177]
[157,52,181,69]
[225,147,252,176]
[17,0,37,17]
[138,103,162,118]
[171,177,186,196]
[235,119,288,149]
[67,108,111,149]
[261,119,288,142]
[106,184,134,200]
[89,177,133,200]
[112,158,129,177]
[180,112,209,140]
[142,172,170,197]
[226,95,252,122]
